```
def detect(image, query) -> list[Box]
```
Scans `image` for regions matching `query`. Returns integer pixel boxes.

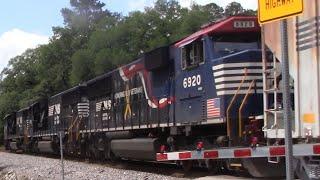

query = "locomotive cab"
[174,16,263,145]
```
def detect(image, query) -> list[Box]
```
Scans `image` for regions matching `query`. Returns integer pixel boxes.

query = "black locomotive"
[4,16,269,172]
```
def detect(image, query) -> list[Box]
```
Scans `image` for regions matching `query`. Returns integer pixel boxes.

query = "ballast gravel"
[0,152,187,180]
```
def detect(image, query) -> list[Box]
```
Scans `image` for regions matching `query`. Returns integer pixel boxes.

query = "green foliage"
[0,0,256,143]
[71,49,95,84]
[225,2,257,16]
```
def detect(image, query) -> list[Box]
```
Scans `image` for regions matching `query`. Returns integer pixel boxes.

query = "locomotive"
[3,15,293,178]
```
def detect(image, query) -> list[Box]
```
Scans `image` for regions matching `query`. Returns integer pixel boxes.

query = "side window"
[181,40,204,70]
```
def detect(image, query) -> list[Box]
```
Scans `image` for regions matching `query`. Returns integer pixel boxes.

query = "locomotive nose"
[207,49,264,139]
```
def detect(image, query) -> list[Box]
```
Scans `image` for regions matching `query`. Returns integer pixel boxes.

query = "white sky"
[0,0,257,73]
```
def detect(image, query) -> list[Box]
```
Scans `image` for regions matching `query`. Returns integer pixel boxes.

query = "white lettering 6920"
[183,75,201,88]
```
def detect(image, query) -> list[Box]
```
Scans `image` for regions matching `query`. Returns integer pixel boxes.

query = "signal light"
[251,137,258,147]
[197,141,204,151]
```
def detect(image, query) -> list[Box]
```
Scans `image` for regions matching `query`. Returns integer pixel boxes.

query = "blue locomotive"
[4,16,268,175]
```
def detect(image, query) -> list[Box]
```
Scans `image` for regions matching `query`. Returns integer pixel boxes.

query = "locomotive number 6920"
[183,75,201,88]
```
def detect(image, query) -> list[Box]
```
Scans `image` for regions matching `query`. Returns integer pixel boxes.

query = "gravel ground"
[0,152,256,180]
[0,152,187,180]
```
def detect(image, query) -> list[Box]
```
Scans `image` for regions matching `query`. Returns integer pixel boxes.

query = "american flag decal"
[207,98,221,118]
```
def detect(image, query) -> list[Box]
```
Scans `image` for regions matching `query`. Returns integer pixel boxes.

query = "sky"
[0,0,257,72]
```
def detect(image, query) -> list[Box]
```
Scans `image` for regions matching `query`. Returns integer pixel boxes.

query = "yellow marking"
[124,84,132,120]
[258,0,303,24]
[303,113,315,123]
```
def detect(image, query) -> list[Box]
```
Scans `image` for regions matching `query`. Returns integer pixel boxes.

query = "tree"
[243,9,257,16]
[94,49,116,75]
[36,30,75,97]
[70,49,95,84]
[225,2,244,16]
[61,0,108,32]
[179,2,223,38]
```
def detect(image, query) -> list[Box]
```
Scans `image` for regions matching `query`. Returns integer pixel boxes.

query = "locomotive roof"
[4,113,15,119]
[49,17,260,100]
[17,107,29,113]
[50,57,146,99]
[86,68,116,85]
[16,99,47,113]
[175,16,260,47]
[50,84,87,99]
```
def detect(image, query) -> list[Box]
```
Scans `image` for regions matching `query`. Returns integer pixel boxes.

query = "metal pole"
[261,25,269,131]
[59,131,65,180]
[280,19,294,180]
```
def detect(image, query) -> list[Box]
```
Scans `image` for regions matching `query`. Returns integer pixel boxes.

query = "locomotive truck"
[3,5,320,179]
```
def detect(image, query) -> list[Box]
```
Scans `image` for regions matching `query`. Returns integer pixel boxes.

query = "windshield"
[213,42,259,56]
[211,33,260,57]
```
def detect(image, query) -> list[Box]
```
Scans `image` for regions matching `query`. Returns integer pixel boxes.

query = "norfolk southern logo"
[114,86,143,99]
[124,84,132,121]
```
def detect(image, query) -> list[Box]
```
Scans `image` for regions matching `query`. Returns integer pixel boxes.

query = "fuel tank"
[37,141,55,153]
[110,138,160,160]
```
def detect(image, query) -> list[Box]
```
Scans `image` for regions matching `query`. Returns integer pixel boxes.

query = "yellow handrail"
[226,68,248,138]
[23,125,29,145]
[68,115,78,131]
[68,115,78,143]
[238,80,256,137]
[76,116,82,141]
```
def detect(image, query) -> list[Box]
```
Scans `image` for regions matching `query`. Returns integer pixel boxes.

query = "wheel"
[242,158,285,178]
[182,160,193,172]
[109,151,120,163]
[205,159,221,174]
[89,142,99,160]
[80,138,87,158]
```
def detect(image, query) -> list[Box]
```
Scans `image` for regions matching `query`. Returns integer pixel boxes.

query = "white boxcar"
[263,0,320,139]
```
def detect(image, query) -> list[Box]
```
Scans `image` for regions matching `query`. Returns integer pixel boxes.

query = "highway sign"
[258,0,303,24]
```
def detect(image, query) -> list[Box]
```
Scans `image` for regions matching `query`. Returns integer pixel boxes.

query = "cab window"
[212,33,260,58]
[181,40,204,70]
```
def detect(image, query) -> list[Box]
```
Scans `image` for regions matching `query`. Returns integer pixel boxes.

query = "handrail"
[68,115,78,143]
[68,115,78,131]
[23,126,29,145]
[226,68,248,138]
[76,116,82,141]
[238,79,256,137]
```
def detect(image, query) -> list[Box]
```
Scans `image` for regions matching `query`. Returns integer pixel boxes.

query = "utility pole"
[59,131,65,180]
[280,19,294,180]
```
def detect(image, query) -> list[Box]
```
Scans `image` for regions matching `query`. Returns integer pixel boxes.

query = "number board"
[183,75,201,88]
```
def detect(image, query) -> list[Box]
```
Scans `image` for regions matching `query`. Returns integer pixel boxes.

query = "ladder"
[262,52,282,133]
